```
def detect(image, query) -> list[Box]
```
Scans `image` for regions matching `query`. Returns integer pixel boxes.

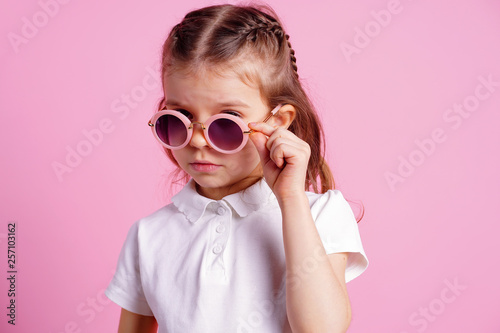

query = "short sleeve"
[309,190,369,283]
[105,221,154,316]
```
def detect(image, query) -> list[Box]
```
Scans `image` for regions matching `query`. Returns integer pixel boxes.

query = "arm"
[249,121,352,332]
[118,308,158,333]
[280,194,351,332]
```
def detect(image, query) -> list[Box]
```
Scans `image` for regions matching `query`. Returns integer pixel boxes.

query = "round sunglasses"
[148,104,282,154]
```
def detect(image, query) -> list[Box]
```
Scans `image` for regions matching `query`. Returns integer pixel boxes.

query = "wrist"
[276,190,309,210]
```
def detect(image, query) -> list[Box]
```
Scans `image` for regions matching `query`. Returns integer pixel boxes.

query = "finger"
[269,141,286,169]
[269,141,300,169]
[250,122,302,152]
[269,138,311,168]
[266,128,303,152]
[249,131,271,166]
[248,122,277,137]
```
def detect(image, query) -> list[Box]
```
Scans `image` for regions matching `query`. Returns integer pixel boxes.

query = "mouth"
[189,160,222,172]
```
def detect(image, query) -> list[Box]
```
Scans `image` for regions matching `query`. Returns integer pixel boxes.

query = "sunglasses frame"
[148,104,282,154]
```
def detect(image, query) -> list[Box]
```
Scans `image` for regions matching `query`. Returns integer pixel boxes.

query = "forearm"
[118,308,158,333]
[279,193,351,333]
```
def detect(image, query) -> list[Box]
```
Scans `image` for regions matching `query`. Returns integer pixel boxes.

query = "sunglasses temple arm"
[262,104,282,123]
[245,104,283,134]
[261,113,274,124]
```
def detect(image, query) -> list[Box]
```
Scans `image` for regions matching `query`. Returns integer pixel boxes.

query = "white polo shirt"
[105,178,368,332]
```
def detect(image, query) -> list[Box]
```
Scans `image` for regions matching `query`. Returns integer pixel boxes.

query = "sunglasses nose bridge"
[188,121,206,130]
[187,121,211,149]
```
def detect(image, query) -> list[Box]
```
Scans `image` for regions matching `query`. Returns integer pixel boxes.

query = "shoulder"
[305,188,347,204]
[138,203,179,226]
[305,189,369,282]
[305,189,354,220]
[123,202,181,240]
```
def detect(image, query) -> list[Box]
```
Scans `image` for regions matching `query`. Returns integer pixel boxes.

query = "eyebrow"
[165,99,250,109]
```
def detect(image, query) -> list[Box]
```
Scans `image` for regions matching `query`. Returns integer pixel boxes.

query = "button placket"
[207,203,231,274]
[216,206,226,215]
[212,204,227,255]
[215,224,226,233]
[212,244,223,254]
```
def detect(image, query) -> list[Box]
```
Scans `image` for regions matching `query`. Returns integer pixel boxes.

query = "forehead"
[163,65,265,108]
[164,54,266,88]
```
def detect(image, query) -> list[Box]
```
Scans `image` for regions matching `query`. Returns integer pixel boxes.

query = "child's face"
[164,68,271,200]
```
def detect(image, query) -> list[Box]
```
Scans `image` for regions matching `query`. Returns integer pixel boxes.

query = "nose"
[189,122,210,149]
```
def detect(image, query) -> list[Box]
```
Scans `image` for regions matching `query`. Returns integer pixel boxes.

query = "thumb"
[249,132,270,166]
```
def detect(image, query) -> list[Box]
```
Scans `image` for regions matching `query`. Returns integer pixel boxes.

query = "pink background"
[1,0,499,332]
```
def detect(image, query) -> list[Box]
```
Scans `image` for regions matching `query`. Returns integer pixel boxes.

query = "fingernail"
[248,122,257,127]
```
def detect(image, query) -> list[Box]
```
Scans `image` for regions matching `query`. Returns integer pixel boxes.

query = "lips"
[189,160,221,172]
[192,160,217,164]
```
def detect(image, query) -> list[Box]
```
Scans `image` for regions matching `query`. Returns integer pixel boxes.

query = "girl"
[106,3,368,333]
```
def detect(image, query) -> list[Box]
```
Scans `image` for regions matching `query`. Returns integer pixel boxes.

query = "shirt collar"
[171,178,275,224]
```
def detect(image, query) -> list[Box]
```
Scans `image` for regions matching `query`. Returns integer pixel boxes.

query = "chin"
[189,173,230,188]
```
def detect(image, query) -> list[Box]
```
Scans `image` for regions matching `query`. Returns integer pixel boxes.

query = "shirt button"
[217,206,226,215]
[216,224,226,233]
[212,244,223,254]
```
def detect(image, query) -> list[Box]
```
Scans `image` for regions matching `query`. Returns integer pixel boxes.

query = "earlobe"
[271,104,296,129]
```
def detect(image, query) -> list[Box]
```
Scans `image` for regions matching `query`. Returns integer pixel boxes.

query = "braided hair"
[159,4,334,194]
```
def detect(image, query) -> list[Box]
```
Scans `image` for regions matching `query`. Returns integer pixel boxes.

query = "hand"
[249,122,311,201]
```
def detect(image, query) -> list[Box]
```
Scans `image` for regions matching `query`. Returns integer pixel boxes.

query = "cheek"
[229,142,260,168]
[171,150,185,165]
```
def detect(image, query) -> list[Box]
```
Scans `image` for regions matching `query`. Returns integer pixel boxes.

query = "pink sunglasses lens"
[156,114,187,147]
[208,118,244,151]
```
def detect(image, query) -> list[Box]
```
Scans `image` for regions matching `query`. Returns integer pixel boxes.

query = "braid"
[241,17,299,79]
[244,21,283,41]
[161,4,337,196]
[285,34,299,78]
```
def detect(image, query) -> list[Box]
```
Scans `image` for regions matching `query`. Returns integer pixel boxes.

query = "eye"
[175,109,193,119]
[223,110,242,118]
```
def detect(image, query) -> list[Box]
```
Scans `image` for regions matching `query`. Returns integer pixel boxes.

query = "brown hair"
[158,4,338,194]
[157,4,365,222]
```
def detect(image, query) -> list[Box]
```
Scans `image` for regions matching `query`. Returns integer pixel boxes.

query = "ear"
[268,104,296,129]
